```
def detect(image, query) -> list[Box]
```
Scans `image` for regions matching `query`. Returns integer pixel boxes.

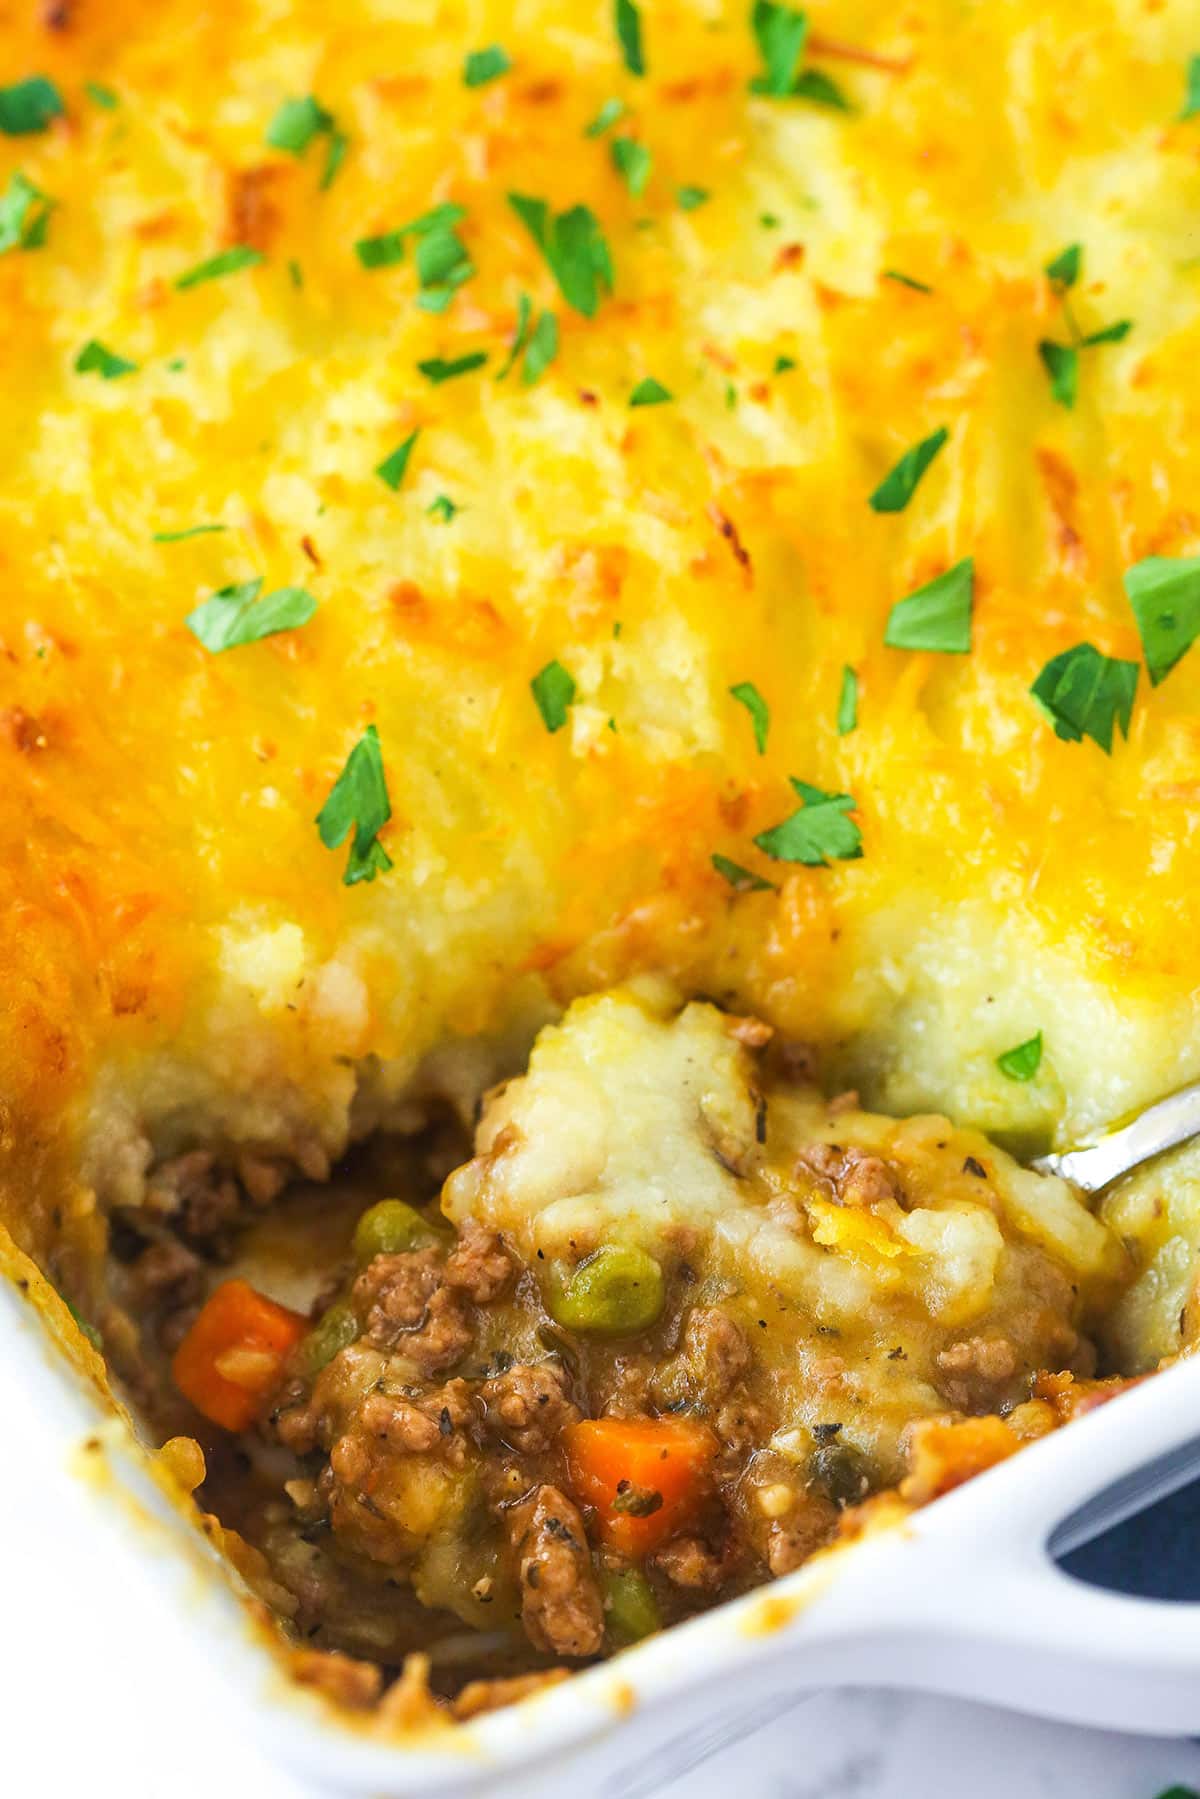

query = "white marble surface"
[20,1686,1200,1798]
[637,1689,1200,1799]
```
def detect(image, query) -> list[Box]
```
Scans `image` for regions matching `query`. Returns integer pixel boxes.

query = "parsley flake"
[531,659,576,732]
[0,76,64,136]
[356,231,407,269]
[1183,56,1200,121]
[868,426,948,514]
[415,221,475,312]
[315,724,393,885]
[712,853,776,893]
[773,354,796,373]
[266,94,332,155]
[836,665,858,734]
[464,45,511,87]
[523,310,559,385]
[85,82,118,111]
[496,293,532,380]
[630,376,672,406]
[508,193,614,318]
[1038,244,1132,406]
[427,494,458,521]
[1038,340,1078,408]
[585,97,626,137]
[885,558,973,654]
[152,524,228,543]
[611,135,652,196]
[376,429,420,491]
[750,1,808,96]
[175,245,264,290]
[186,578,316,652]
[996,1032,1043,1082]
[74,339,138,380]
[676,185,710,211]
[1124,555,1200,686]
[754,778,863,866]
[321,129,348,189]
[1030,642,1138,752]
[883,269,931,293]
[417,350,488,383]
[792,68,851,109]
[0,171,54,253]
[730,681,769,752]
[615,0,645,76]
[1045,243,1081,291]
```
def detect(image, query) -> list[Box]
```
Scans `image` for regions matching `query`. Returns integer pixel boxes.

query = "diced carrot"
[171,1279,307,1432]
[563,1416,717,1557]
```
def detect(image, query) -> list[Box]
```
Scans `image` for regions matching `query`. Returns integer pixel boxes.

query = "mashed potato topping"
[445,981,1124,1474]
[1,4,1199,1385]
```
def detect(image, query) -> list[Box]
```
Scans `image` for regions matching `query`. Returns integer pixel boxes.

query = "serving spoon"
[1032,1077,1200,1194]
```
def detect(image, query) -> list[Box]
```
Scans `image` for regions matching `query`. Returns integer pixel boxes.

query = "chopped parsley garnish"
[712,853,776,893]
[0,76,64,135]
[615,0,645,75]
[85,82,118,110]
[836,664,858,734]
[464,45,512,86]
[175,245,264,290]
[630,376,672,406]
[884,557,974,653]
[321,130,348,190]
[585,97,626,137]
[315,724,393,885]
[496,293,532,379]
[791,68,851,109]
[427,494,459,521]
[1038,340,1078,407]
[356,230,407,269]
[0,171,54,253]
[1124,555,1200,686]
[868,426,948,514]
[750,0,808,95]
[1039,243,1132,407]
[288,258,303,289]
[266,94,332,154]
[152,523,228,543]
[754,778,863,866]
[996,1032,1043,1082]
[773,354,796,373]
[356,204,473,308]
[676,185,710,211]
[522,310,559,385]
[417,350,488,382]
[531,659,576,732]
[883,268,931,293]
[730,681,769,752]
[1182,56,1200,120]
[1030,642,1138,752]
[611,135,652,197]
[508,193,614,318]
[74,339,138,380]
[414,220,475,312]
[760,212,781,228]
[376,429,419,491]
[1045,242,1081,291]
[186,578,316,652]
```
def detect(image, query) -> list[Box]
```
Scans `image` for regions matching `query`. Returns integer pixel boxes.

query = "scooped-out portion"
[106,981,1140,1718]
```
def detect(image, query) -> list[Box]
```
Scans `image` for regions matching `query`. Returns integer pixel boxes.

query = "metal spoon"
[1032,1078,1200,1194]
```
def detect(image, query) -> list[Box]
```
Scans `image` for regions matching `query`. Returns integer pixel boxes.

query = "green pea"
[548,1243,665,1338]
[298,1299,358,1375]
[602,1567,662,1645]
[352,1198,436,1265]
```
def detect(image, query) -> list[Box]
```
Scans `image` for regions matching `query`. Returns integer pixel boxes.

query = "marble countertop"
[634,1689,1200,1799]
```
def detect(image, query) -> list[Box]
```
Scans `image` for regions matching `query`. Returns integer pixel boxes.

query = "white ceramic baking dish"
[5,1265,1200,1799]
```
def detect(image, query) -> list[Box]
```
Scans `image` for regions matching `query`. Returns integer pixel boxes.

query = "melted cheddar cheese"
[2,1,1200,1362]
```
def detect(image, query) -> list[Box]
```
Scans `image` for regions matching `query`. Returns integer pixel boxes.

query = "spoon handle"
[1032,1078,1200,1194]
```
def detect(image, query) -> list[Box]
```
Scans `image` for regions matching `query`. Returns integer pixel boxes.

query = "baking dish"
[8,1248,1200,1799]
